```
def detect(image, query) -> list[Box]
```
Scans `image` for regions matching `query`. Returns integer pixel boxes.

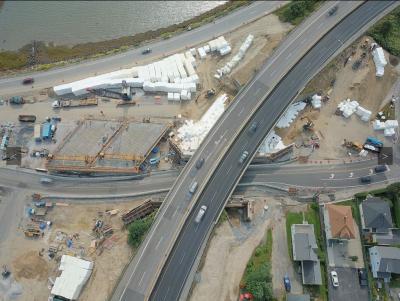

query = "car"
[142,48,152,55]
[195,205,207,223]
[331,270,339,287]
[238,151,249,164]
[358,268,368,287]
[40,177,53,184]
[22,77,34,85]
[195,158,205,169]
[189,181,198,194]
[283,275,291,292]
[248,122,258,134]
[360,176,372,184]
[328,5,338,16]
[375,165,387,173]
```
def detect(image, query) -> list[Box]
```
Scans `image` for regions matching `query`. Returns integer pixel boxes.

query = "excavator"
[300,116,314,132]
[343,139,363,151]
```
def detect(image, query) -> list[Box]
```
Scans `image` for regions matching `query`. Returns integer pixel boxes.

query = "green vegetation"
[127,213,155,248]
[241,229,274,301]
[368,6,400,56]
[0,1,250,73]
[275,0,322,25]
[285,205,327,301]
[217,209,229,226]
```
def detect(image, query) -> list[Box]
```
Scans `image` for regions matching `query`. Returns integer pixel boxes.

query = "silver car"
[238,151,249,164]
[195,205,207,223]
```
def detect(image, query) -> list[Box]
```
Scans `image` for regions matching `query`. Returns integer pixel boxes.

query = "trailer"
[34,124,41,142]
[18,115,36,122]
[366,136,383,148]
[52,98,98,108]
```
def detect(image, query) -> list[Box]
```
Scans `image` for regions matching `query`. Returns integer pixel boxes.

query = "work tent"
[372,47,387,77]
[51,255,94,301]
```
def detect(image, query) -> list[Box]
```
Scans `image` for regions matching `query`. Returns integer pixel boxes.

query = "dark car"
[142,48,152,55]
[358,268,368,287]
[375,165,387,173]
[195,158,205,169]
[22,77,34,85]
[328,5,338,16]
[248,122,258,134]
[360,176,372,184]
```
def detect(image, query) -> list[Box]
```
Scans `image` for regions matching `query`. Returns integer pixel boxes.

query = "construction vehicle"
[9,96,24,105]
[206,88,216,98]
[366,136,383,148]
[24,226,41,238]
[142,48,152,55]
[18,114,36,122]
[343,139,363,151]
[300,116,314,132]
[52,98,98,108]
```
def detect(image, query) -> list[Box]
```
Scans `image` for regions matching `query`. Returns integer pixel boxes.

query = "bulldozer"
[300,116,314,132]
[343,139,363,151]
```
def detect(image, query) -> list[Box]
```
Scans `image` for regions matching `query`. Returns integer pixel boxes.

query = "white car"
[331,271,339,287]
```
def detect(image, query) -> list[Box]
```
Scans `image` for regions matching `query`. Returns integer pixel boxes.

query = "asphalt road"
[0,1,285,97]
[150,2,399,301]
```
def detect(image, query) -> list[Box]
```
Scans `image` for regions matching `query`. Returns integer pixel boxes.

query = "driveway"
[328,267,368,301]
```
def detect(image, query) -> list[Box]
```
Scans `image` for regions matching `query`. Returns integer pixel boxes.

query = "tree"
[128,214,154,247]
[380,20,393,41]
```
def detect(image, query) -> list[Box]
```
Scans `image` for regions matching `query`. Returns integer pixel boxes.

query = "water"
[0,1,225,51]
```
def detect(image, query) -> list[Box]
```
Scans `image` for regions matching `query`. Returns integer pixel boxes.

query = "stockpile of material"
[373,119,398,136]
[311,94,322,109]
[372,45,387,77]
[215,34,254,79]
[276,102,307,129]
[258,130,286,155]
[176,94,227,156]
[355,106,372,122]
[337,99,359,118]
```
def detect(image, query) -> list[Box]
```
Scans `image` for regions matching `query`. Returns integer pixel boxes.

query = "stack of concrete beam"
[311,94,322,109]
[372,45,387,77]
[197,47,207,59]
[355,106,372,122]
[276,102,307,129]
[216,34,253,78]
[337,99,359,118]
[373,119,398,136]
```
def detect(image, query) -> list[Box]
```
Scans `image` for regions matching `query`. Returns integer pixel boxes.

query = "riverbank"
[0,1,250,75]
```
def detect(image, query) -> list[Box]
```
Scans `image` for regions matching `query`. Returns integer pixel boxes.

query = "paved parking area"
[328,267,368,301]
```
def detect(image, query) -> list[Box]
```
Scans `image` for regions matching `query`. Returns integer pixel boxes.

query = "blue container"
[39,223,46,230]
[41,123,52,139]
[152,146,159,154]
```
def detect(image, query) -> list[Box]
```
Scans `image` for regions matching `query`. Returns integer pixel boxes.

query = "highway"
[0,1,285,97]
[150,2,399,301]
[111,1,368,301]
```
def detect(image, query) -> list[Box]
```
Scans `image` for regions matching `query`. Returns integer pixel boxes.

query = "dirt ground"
[277,37,400,160]
[189,196,302,301]
[0,199,146,301]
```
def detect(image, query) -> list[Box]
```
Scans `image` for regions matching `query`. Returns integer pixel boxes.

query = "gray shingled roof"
[376,247,400,274]
[302,261,322,285]
[293,233,318,261]
[362,197,393,231]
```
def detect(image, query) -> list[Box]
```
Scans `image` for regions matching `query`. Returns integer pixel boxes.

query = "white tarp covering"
[51,255,93,300]
[372,46,387,77]
[311,94,322,109]
[258,130,286,155]
[337,99,359,118]
[276,101,307,128]
[177,94,227,155]
[355,106,372,122]
[373,119,398,136]
[197,47,207,59]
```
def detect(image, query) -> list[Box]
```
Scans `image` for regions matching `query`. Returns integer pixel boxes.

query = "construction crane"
[300,116,314,132]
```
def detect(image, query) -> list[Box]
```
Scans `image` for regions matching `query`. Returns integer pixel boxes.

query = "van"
[375,165,387,173]
[189,181,198,194]
[195,205,207,223]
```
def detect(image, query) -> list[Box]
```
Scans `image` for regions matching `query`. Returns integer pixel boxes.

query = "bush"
[276,0,321,25]
[127,213,155,248]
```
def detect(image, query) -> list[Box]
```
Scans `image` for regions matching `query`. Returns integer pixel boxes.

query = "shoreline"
[0,1,251,76]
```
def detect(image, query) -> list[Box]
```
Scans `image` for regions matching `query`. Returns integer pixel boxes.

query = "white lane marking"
[287,52,293,59]
[162,287,170,301]
[138,271,146,288]
[349,172,354,178]
[222,129,228,137]
[227,165,233,175]
[179,252,186,265]
[386,164,391,172]
[330,174,335,179]
[172,207,179,218]
[369,169,374,175]
[317,21,325,29]
[238,107,245,116]
[155,236,164,250]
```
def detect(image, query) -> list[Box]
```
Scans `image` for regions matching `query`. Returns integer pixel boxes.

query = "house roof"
[302,261,322,285]
[292,224,318,261]
[326,204,356,239]
[370,246,400,274]
[362,197,393,231]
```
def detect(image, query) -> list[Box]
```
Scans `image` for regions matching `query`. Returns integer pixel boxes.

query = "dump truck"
[366,137,383,148]
[24,226,41,238]
[18,115,36,122]
[52,98,98,108]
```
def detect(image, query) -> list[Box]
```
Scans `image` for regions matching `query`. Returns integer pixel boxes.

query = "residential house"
[360,197,393,233]
[369,246,400,282]
[291,223,322,285]
[324,204,356,245]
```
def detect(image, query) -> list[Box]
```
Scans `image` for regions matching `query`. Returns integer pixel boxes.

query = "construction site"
[45,118,170,174]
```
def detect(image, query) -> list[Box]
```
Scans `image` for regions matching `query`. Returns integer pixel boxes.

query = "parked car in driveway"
[283,275,291,292]
[331,270,339,287]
